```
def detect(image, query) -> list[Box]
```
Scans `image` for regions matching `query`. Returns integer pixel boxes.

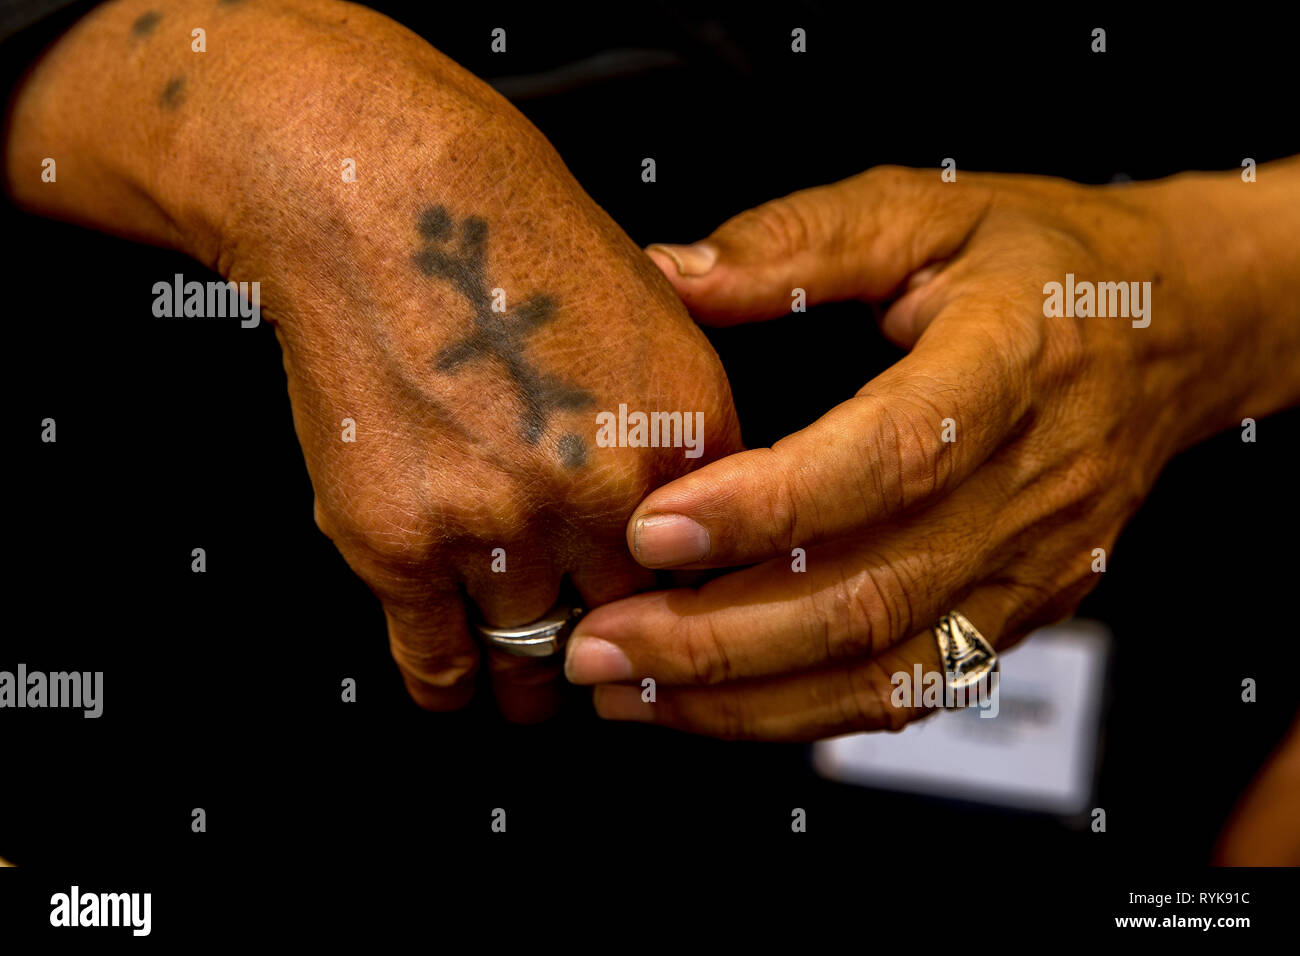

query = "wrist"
[1134,166,1300,448]
[152,2,500,274]
[5,0,503,275]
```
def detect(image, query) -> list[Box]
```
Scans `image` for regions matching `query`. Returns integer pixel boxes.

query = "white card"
[813,619,1110,815]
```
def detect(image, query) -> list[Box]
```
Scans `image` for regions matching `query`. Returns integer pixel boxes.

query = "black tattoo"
[131,11,162,37]
[558,433,588,468]
[414,205,594,460]
[159,76,186,109]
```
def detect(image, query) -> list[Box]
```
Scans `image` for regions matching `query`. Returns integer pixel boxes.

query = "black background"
[3,0,1299,938]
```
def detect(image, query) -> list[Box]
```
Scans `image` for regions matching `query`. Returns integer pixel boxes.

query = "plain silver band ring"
[471,602,585,658]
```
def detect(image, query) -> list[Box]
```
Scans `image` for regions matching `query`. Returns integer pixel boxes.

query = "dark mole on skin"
[131,11,162,36]
[160,76,185,109]
[414,204,594,465]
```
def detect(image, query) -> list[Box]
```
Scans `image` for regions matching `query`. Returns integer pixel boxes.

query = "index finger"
[626,299,1035,570]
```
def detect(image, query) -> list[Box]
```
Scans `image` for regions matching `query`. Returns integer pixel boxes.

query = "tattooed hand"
[5,0,741,720]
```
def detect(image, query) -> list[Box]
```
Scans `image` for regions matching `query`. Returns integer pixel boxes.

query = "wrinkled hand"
[3,0,741,722]
[563,164,1299,740]
[258,103,741,723]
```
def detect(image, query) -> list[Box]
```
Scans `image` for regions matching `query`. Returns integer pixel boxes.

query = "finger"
[625,297,1035,570]
[385,593,480,712]
[592,630,939,741]
[465,560,563,724]
[561,547,658,714]
[591,590,1017,741]
[484,650,564,724]
[644,166,991,326]
[568,543,657,608]
[465,554,561,627]
[572,469,1020,687]
[877,260,952,348]
[877,226,1046,348]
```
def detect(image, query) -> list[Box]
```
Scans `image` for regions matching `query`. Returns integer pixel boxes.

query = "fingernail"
[565,636,633,684]
[647,242,718,277]
[594,684,655,722]
[633,513,710,567]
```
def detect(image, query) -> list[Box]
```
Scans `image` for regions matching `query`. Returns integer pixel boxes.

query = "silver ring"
[933,610,998,691]
[471,602,585,658]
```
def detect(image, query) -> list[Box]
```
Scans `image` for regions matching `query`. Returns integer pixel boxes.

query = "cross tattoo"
[414,205,594,447]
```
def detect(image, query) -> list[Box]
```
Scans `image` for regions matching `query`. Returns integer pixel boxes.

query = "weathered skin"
[568,162,1300,741]
[5,0,742,720]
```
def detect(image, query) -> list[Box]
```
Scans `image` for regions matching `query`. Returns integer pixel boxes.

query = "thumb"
[646,165,990,326]
[624,297,1029,570]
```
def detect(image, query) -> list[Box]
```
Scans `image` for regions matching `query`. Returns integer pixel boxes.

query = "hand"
[5,0,741,720]
[1217,712,1300,865]
[563,162,1300,740]
[268,140,740,722]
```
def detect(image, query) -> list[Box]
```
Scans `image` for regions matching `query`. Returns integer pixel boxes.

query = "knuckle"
[731,195,815,256]
[351,518,433,567]
[814,572,871,661]
[837,560,920,659]
[865,396,947,512]
[1064,451,1114,504]
[993,578,1056,634]
[678,614,735,686]
[704,693,753,741]
[785,460,836,544]
[319,479,437,568]
[326,468,536,570]
[1041,311,1089,385]
[857,657,913,733]
[992,572,1085,641]
[449,484,533,542]
[896,394,952,493]
[401,671,474,711]
[836,666,879,733]
[389,636,478,689]
[758,453,803,552]
[860,164,916,191]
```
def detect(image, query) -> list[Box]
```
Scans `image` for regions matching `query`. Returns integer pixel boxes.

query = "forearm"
[4,0,696,428]
[3,0,512,272]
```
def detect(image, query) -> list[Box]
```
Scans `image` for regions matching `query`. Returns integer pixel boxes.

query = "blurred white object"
[813,619,1110,815]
